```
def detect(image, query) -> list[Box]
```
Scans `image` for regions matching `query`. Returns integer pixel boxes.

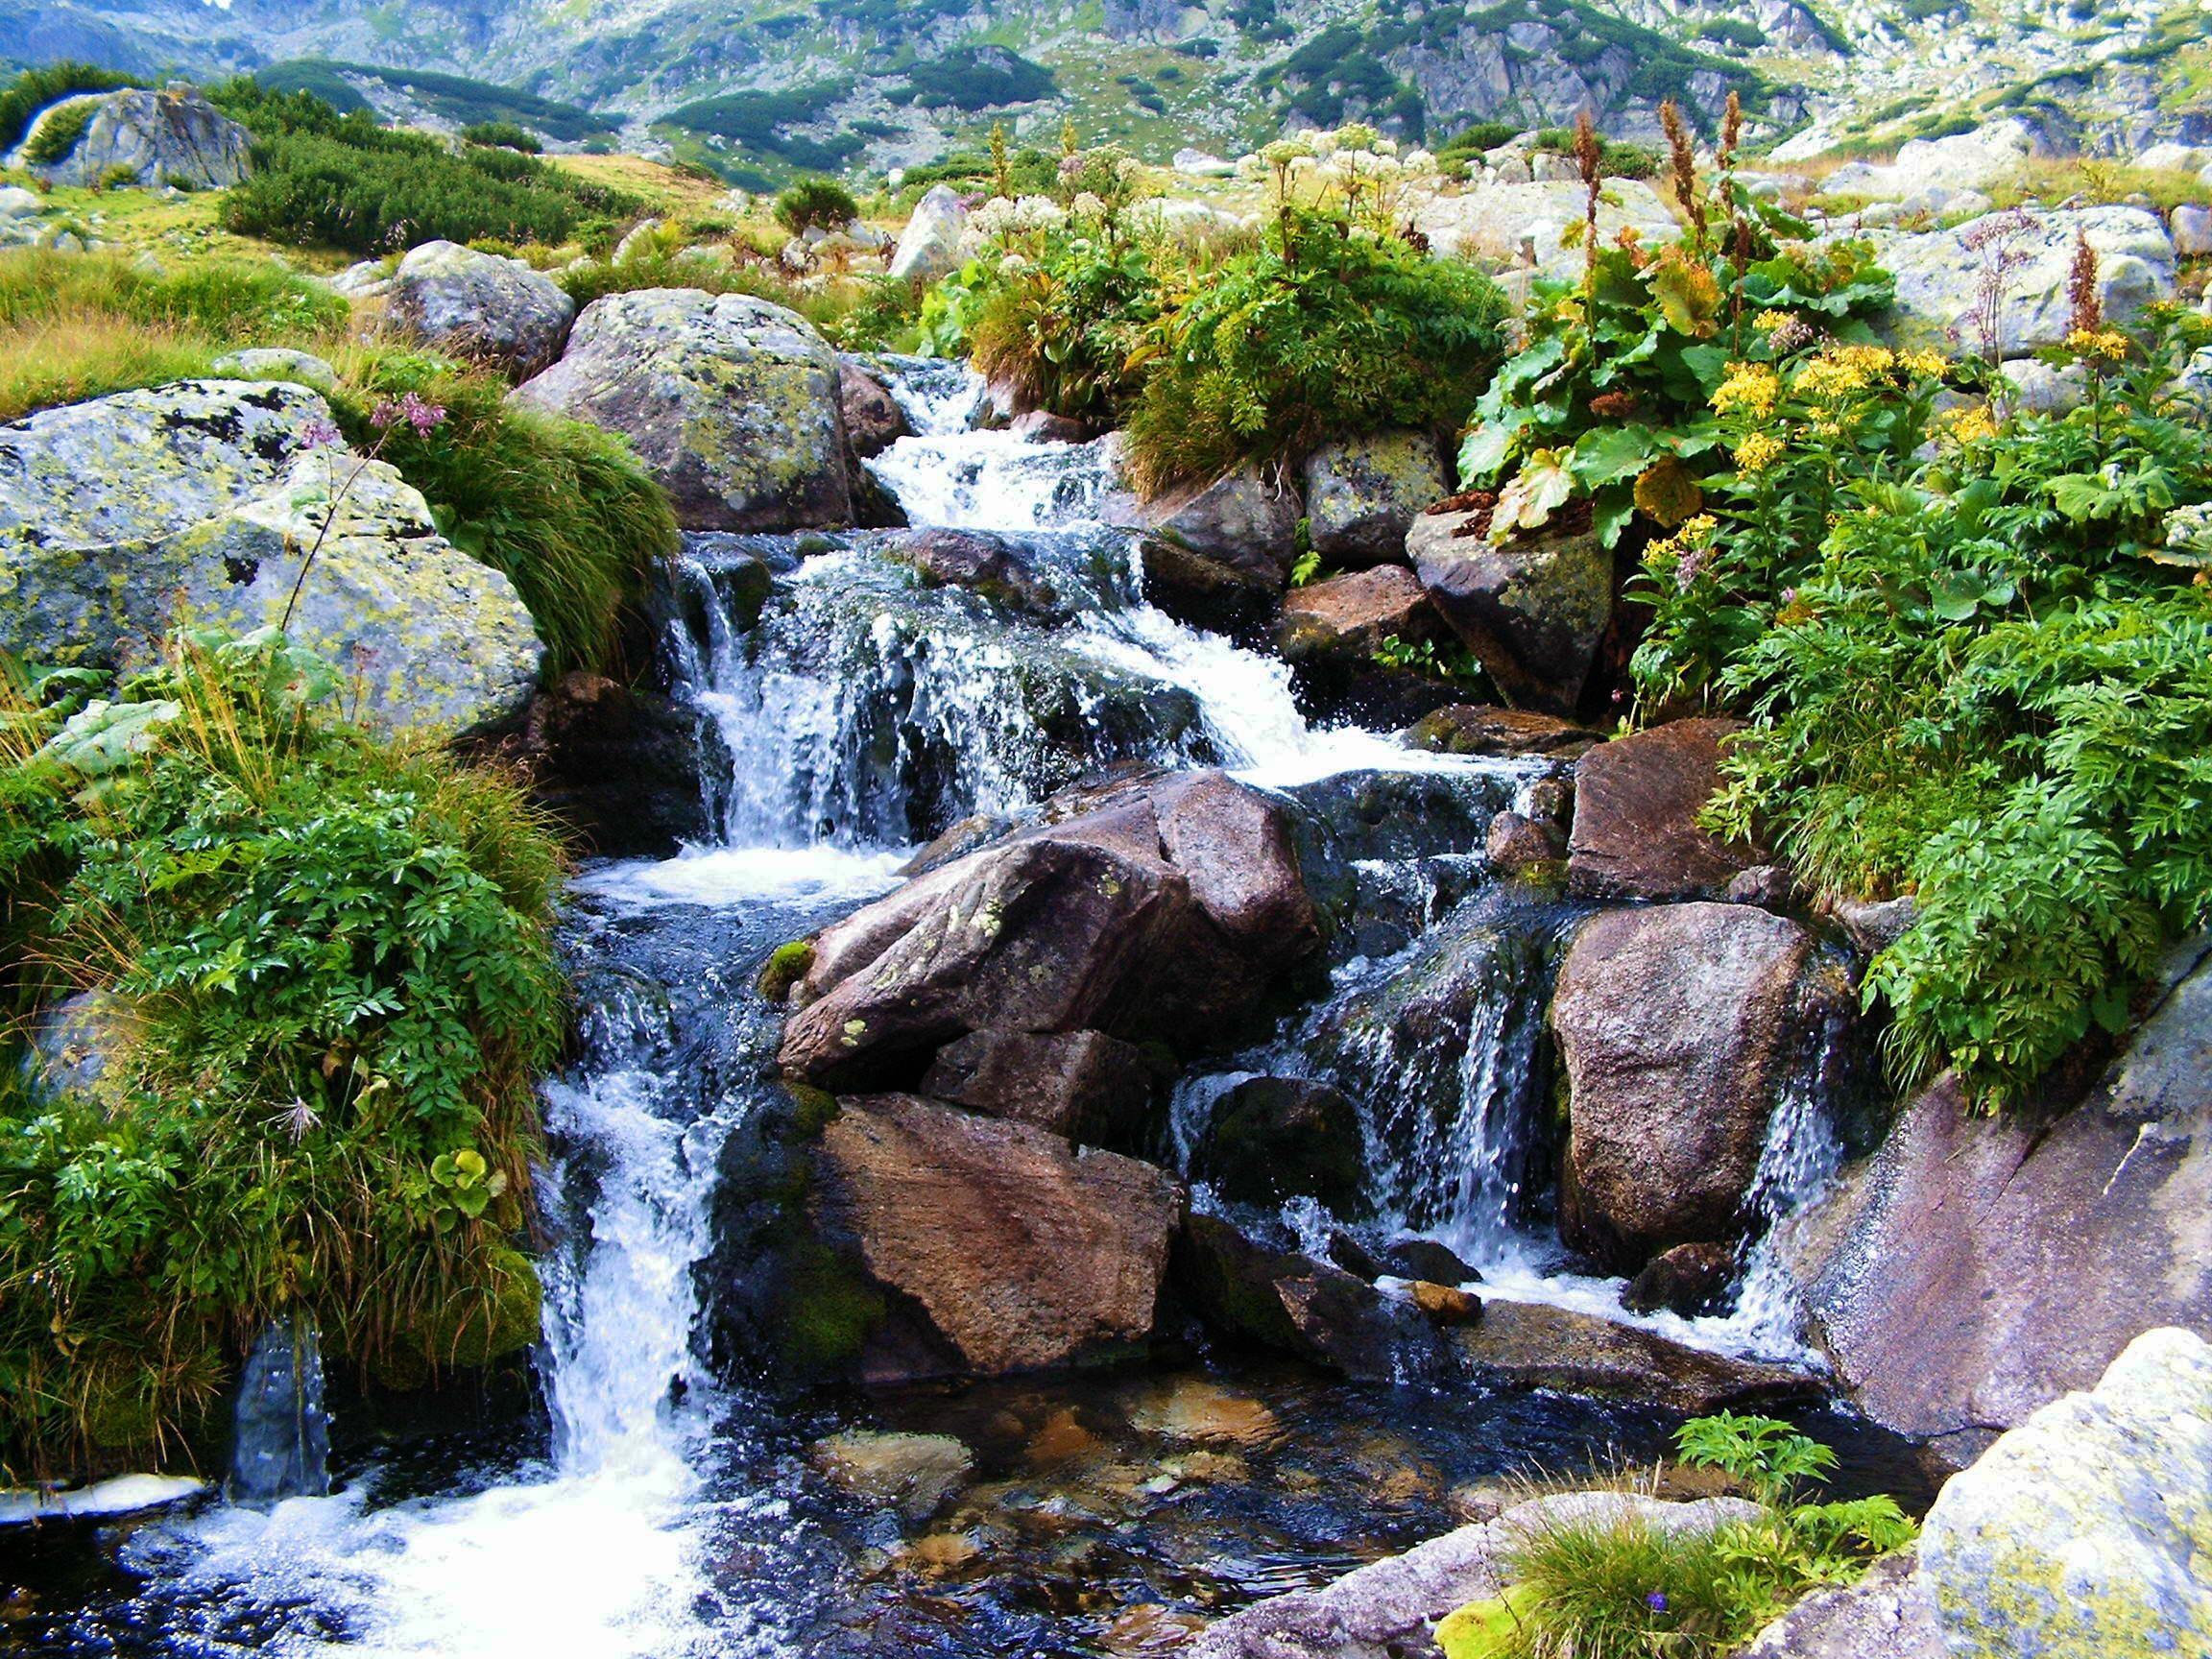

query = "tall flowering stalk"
[282,391,447,632]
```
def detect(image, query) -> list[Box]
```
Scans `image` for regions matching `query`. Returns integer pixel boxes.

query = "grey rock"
[1109,460,1302,587]
[387,240,575,379]
[2001,357,2089,416]
[890,184,968,282]
[1300,429,1448,565]
[19,87,251,190]
[919,1026,1147,1138]
[1738,1552,1943,1658]
[1407,507,1611,713]
[2175,203,2212,257]
[1412,179,1677,280]
[0,185,40,217]
[836,357,909,458]
[25,990,139,1112]
[0,381,541,736]
[207,348,337,391]
[1779,940,2212,1454]
[512,288,852,532]
[1918,1327,2212,1655]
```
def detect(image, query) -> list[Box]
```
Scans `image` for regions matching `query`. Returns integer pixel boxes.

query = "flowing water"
[0,368,1890,1656]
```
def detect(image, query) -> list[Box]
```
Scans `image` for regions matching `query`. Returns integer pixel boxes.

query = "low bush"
[0,629,565,1479]
[461,120,542,154]
[0,60,132,154]
[19,95,103,165]
[774,176,860,234]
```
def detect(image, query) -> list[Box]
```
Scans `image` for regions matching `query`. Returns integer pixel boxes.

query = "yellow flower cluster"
[1712,363,1780,417]
[1733,432,1786,472]
[1901,349,1948,378]
[1938,404,2000,445]
[1753,309,1793,332]
[1793,345,1892,398]
[2065,328,2129,361]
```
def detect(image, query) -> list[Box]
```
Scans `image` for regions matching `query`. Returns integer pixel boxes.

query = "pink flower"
[300,417,344,449]
[369,391,446,434]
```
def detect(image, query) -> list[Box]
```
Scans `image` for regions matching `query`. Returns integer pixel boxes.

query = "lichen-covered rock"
[512,288,851,531]
[1738,1553,1945,1659]
[890,184,968,282]
[1407,505,1611,713]
[387,240,576,380]
[1918,1327,2212,1658]
[1553,902,1854,1270]
[18,87,251,190]
[1108,459,1303,618]
[1869,206,2176,354]
[207,348,337,391]
[1301,429,1449,564]
[0,381,541,735]
[1404,703,1600,757]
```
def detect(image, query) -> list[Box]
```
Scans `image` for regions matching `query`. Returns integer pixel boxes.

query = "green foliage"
[774,176,860,234]
[20,94,103,165]
[895,46,1055,110]
[0,60,132,153]
[461,120,542,154]
[0,629,565,1477]
[659,82,862,174]
[1697,18,1765,49]
[209,79,641,254]
[333,348,679,677]
[1673,1411,1836,1506]
[255,60,617,142]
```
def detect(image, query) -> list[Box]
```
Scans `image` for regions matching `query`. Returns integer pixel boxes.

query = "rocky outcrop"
[1552,902,1853,1271]
[1778,941,2212,1462]
[1738,1553,1944,1659]
[512,289,851,532]
[1820,118,2045,201]
[1623,1240,1738,1318]
[889,184,968,283]
[1277,565,1439,665]
[918,1026,1147,1138]
[1186,1491,1761,1659]
[1451,1301,1815,1412]
[1871,205,2176,355]
[0,381,541,735]
[779,770,1318,1088]
[810,1093,1180,1380]
[1407,505,1611,713]
[1567,718,1761,901]
[1173,1213,1436,1382]
[1189,1076,1367,1214]
[1404,703,1600,757]
[386,240,576,380]
[1918,1327,2212,1656]
[1411,179,1680,282]
[1301,430,1450,565]
[19,87,251,190]
[508,671,710,857]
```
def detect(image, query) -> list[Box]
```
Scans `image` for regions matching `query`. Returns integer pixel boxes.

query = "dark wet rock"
[899,527,1062,618]
[779,770,1317,1088]
[1301,430,1450,565]
[1277,566,1440,665]
[1137,539,1284,637]
[1484,809,1562,875]
[1554,902,1854,1272]
[920,1026,1149,1139]
[1728,863,1801,912]
[1190,1077,1367,1215]
[1407,507,1612,713]
[1451,1303,1817,1412]
[1385,1238,1481,1287]
[512,289,851,532]
[1109,461,1301,586]
[1778,940,2212,1461]
[811,1094,1181,1380]
[1623,1241,1740,1318]
[1010,409,1094,444]
[1405,703,1603,758]
[836,357,909,459]
[1567,718,1764,901]
[1174,1213,1440,1382]
[510,672,710,858]
[227,1315,330,1506]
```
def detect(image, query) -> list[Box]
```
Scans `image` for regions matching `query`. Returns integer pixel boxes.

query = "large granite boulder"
[1870,205,2176,355]
[1411,179,1679,281]
[512,289,851,531]
[1567,718,1761,901]
[1819,118,2044,202]
[810,1093,1180,1379]
[889,184,968,283]
[18,87,251,190]
[1779,941,2212,1464]
[1739,1553,1944,1659]
[918,1026,1147,1139]
[386,240,576,380]
[779,770,1318,1088]
[1552,902,1854,1271]
[0,381,541,735]
[1407,503,1611,713]
[1918,1327,2212,1657]
[1301,430,1450,565]
[1173,1213,1437,1382]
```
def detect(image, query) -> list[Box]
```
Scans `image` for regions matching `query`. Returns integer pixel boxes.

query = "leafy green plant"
[0,628,565,1479]
[460,120,542,154]
[1673,1411,1835,1506]
[774,176,860,235]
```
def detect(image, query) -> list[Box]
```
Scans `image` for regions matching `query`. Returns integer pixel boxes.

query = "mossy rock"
[757,939,815,1002]
[1435,1585,1537,1658]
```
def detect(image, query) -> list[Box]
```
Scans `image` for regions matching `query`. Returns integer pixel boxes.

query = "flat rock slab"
[1450,1301,1817,1414]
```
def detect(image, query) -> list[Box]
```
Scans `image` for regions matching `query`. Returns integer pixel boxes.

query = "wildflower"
[370,390,446,435]
[1902,349,1949,378]
[274,1096,322,1144]
[1753,309,1793,332]
[299,416,344,450]
[1070,191,1108,220]
[1940,403,2000,445]
[2066,228,2102,338]
[1767,316,1817,353]
[1647,1591,1670,1612]
[1734,431,1786,472]
[2065,327,2128,362]
[1713,363,1780,417]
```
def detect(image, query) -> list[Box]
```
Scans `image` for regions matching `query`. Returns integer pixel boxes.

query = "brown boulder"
[1173,1213,1438,1382]
[811,1094,1181,1379]
[1407,508,1612,713]
[1404,703,1602,758]
[1409,1282,1483,1326]
[1567,718,1763,901]
[1553,902,1854,1271]
[1779,943,2212,1464]
[900,527,1061,618]
[836,358,909,458]
[780,771,1317,1087]
[1483,809,1562,875]
[919,1026,1148,1138]
[1277,566,1439,668]
[1451,1302,1816,1413]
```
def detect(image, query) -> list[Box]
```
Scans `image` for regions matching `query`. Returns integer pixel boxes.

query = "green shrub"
[20,94,103,165]
[256,60,617,142]
[333,348,679,677]
[0,61,132,153]
[0,628,566,1478]
[461,119,542,154]
[1697,18,1766,49]
[896,46,1055,110]
[774,176,860,234]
